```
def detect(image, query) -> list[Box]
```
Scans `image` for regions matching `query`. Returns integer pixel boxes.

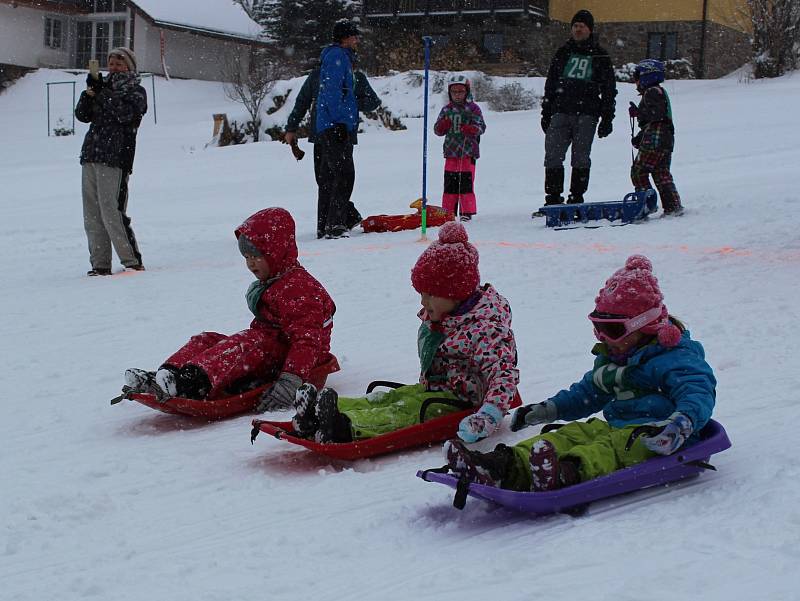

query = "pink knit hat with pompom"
[594,255,682,347]
[411,221,480,301]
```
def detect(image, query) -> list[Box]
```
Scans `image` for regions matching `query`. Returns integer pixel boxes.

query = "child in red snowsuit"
[124,207,336,412]
[433,75,486,221]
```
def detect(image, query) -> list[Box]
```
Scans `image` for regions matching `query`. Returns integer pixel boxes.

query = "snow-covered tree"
[747,0,800,78]
[250,0,358,67]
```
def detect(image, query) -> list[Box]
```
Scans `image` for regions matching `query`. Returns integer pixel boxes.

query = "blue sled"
[538,189,659,228]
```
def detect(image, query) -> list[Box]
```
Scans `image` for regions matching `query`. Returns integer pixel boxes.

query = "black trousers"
[313,131,359,237]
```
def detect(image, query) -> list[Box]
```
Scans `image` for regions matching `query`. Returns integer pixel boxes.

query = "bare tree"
[747,0,800,78]
[221,50,285,142]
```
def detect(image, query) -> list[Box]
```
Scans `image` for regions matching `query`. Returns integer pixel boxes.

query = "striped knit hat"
[108,47,138,72]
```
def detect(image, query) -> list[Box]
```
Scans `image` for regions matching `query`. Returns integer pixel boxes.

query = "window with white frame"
[44,17,64,50]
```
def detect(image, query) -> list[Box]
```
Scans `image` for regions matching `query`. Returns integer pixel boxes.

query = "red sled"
[361,199,455,234]
[119,355,340,420]
[250,382,523,460]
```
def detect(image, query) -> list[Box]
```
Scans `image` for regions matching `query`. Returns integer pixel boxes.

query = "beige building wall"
[550,0,748,32]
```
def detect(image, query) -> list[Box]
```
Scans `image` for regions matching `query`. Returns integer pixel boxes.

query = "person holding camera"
[75,47,147,275]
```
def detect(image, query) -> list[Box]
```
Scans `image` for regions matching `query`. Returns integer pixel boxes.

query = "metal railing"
[363,0,547,17]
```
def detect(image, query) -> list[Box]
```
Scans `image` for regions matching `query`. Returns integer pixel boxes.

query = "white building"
[0,0,266,81]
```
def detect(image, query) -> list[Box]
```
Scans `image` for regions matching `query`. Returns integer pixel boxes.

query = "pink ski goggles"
[588,306,663,343]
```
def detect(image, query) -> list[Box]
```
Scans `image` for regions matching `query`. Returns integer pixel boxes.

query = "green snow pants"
[504,418,658,491]
[338,384,463,440]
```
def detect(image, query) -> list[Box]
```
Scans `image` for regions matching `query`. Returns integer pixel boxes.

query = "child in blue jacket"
[444,254,716,492]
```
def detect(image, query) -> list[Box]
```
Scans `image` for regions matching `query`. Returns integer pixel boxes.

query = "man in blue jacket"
[284,58,380,239]
[286,19,377,239]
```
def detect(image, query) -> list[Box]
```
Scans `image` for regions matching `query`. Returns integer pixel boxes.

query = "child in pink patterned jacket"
[433,75,486,221]
[289,221,520,444]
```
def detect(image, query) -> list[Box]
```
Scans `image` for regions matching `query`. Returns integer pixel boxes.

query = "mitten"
[597,117,613,138]
[640,412,694,455]
[457,403,503,443]
[509,400,558,432]
[540,114,551,134]
[460,123,480,136]
[434,117,452,135]
[628,101,639,118]
[257,372,303,412]
[86,72,104,94]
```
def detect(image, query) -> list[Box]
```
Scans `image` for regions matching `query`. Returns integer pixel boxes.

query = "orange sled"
[250,383,522,460]
[115,355,340,420]
[361,199,455,234]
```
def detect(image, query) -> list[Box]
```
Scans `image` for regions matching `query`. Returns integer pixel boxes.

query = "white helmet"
[447,74,471,101]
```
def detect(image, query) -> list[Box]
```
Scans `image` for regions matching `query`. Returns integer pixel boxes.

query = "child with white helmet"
[433,74,486,221]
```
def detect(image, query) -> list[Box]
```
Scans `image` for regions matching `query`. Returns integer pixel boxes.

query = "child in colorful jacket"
[124,207,336,412]
[445,255,716,491]
[629,59,684,216]
[433,75,486,221]
[289,221,519,444]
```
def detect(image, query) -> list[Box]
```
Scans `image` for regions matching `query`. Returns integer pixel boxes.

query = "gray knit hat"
[108,47,138,72]
[237,234,262,257]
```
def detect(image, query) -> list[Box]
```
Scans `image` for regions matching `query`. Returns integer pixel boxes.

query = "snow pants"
[313,130,359,237]
[442,157,477,216]
[543,113,598,170]
[337,384,462,440]
[630,149,682,212]
[82,162,143,270]
[163,330,288,399]
[502,419,657,492]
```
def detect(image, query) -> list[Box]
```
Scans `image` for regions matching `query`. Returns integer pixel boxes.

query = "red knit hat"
[411,222,479,301]
[594,255,682,347]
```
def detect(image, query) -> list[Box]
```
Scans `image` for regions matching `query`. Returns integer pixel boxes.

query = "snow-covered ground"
[2,68,799,601]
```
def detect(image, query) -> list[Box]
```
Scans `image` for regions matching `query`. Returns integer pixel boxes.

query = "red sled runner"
[114,355,340,420]
[250,381,523,461]
[361,198,455,234]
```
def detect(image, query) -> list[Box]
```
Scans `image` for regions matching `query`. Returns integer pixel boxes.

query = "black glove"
[631,132,643,149]
[628,101,639,119]
[332,123,349,143]
[86,72,104,94]
[597,117,613,138]
[509,401,558,432]
[540,114,551,134]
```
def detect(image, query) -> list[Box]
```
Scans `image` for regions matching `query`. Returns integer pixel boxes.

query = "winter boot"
[314,388,353,443]
[567,167,590,204]
[291,383,319,438]
[325,225,350,239]
[659,183,684,216]
[87,268,112,276]
[459,214,473,222]
[124,368,158,394]
[443,440,515,487]
[529,440,581,491]
[156,365,211,400]
[544,167,565,205]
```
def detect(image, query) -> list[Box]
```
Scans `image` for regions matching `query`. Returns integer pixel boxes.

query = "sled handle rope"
[418,397,472,423]
[419,465,471,510]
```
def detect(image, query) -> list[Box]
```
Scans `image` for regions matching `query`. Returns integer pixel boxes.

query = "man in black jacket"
[539,10,616,210]
[76,47,147,275]
[284,21,381,239]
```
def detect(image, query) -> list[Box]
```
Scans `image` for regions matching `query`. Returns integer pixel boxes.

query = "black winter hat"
[332,19,360,42]
[571,9,595,32]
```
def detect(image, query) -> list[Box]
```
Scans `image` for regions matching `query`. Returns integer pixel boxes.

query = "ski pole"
[421,36,432,241]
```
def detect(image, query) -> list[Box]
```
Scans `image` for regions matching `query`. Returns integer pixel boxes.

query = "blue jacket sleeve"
[646,346,716,430]
[547,370,613,421]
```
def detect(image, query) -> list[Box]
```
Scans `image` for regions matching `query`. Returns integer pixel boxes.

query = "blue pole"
[421,36,432,239]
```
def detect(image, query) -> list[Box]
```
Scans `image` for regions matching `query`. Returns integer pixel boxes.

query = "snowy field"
[2,68,799,601]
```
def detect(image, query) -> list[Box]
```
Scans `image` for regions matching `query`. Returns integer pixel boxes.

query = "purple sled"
[416,419,731,514]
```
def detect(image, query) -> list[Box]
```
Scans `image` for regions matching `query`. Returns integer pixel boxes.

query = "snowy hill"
[1,68,799,601]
